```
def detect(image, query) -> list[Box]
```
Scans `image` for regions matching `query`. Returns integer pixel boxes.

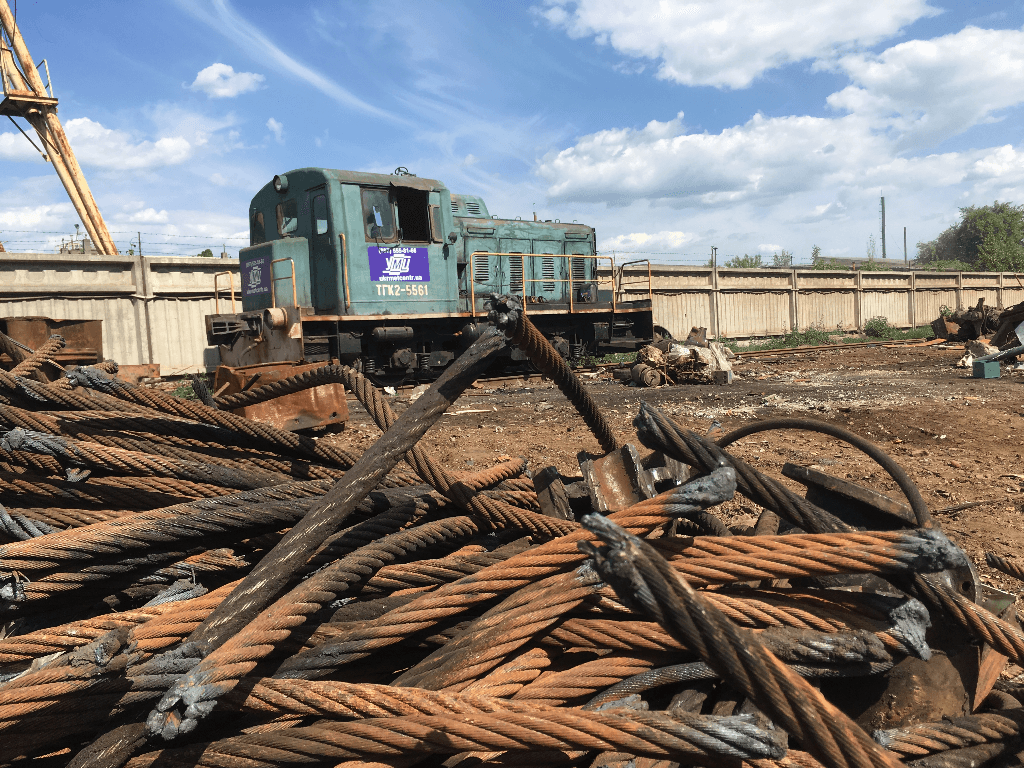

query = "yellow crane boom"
[0,1,118,254]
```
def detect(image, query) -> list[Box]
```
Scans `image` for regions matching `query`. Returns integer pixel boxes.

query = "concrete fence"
[0,251,240,374]
[612,265,1024,340]
[3,253,1022,372]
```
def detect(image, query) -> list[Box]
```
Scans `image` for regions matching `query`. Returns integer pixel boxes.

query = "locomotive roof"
[264,167,448,192]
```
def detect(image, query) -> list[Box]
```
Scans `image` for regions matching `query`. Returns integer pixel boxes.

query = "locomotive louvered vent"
[571,257,586,288]
[465,201,482,215]
[451,200,460,213]
[474,254,490,284]
[542,257,556,291]
[508,255,524,293]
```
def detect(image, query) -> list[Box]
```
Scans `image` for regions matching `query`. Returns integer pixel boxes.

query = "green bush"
[864,316,897,338]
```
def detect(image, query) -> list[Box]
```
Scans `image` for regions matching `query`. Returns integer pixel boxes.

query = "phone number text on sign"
[368,246,430,282]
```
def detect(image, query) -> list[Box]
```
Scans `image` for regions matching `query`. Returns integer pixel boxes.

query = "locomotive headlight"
[273,174,289,193]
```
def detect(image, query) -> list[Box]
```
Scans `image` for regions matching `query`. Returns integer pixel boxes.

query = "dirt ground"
[326,342,1024,610]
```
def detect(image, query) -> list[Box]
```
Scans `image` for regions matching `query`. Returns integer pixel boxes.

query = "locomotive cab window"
[276,199,299,236]
[361,188,396,241]
[393,187,430,242]
[251,211,265,245]
[313,194,329,236]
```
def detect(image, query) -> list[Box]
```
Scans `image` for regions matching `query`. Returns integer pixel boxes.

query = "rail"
[615,258,654,304]
[213,271,236,314]
[271,258,297,309]
[468,252,618,316]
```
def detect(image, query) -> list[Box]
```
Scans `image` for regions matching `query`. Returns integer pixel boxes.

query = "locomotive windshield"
[276,200,298,236]
[361,188,395,240]
[250,211,265,245]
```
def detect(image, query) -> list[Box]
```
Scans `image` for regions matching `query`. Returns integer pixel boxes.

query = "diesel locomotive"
[205,167,654,393]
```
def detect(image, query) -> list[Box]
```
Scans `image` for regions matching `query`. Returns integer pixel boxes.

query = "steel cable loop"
[10,334,66,378]
[986,552,1024,584]
[63,367,360,469]
[635,403,857,535]
[488,294,620,453]
[146,512,484,739]
[0,470,232,510]
[716,418,933,529]
[274,470,738,679]
[2,428,293,490]
[581,514,905,768]
[457,458,528,492]
[455,647,553,699]
[128,697,787,768]
[512,655,664,707]
[214,364,347,410]
[338,365,573,539]
[873,710,1024,758]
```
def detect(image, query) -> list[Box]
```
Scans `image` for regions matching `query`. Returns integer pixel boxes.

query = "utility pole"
[138,231,142,258]
[711,245,718,269]
[904,226,908,266]
[880,196,886,260]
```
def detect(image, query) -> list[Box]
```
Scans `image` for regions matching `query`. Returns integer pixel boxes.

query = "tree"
[917,201,1024,271]
[723,254,764,268]
[866,234,877,261]
[771,249,793,268]
[811,244,821,261]
[196,248,214,258]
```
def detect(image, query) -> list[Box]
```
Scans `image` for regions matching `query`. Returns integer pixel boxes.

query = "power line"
[0,228,248,240]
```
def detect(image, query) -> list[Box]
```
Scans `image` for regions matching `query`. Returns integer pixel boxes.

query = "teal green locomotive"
[206,168,654,384]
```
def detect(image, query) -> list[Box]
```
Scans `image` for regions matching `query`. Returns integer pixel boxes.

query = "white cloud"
[178,0,396,121]
[189,63,265,98]
[601,230,697,252]
[63,118,192,170]
[537,0,936,88]
[758,243,783,253]
[126,208,170,224]
[828,26,1024,149]
[266,117,284,144]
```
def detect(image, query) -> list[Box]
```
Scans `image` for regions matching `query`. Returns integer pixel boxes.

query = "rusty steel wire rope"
[581,513,906,768]
[489,294,620,452]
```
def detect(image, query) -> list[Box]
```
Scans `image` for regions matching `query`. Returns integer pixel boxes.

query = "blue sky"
[3,0,1024,263]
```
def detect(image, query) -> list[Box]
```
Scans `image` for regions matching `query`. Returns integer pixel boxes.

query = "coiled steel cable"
[489,294,619,452]
[214,364,347,410]
[581,513,905,768]
[273,469,738,680]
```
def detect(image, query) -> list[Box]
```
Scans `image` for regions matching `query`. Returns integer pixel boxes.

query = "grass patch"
[862,317,932,341]
[724,326,845,352]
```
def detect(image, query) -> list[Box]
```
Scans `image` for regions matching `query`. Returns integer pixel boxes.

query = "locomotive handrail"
[339,233,351,313]
[213,271,236,314]
[467,252,617,316]
[270,257,298,308]
[615,258,654,304]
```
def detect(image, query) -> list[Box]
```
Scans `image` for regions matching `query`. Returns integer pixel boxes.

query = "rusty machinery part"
[985,551,1024,584]
[581,513,906,768]
[0,329,30,368]
[214,363,350,411]
[714,417,933,529]
[489,294,620,453]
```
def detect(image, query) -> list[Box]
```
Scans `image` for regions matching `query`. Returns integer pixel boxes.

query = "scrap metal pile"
[0,295,1023,768]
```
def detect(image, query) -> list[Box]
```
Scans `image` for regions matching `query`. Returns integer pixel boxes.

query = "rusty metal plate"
[115,364,161,384]
[214,361,348,432]
[0,316,103,373]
